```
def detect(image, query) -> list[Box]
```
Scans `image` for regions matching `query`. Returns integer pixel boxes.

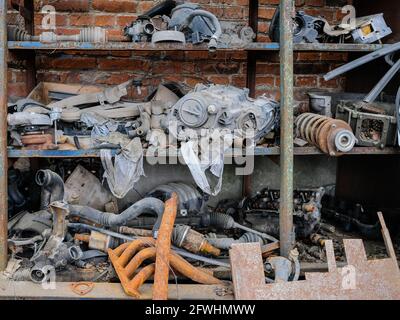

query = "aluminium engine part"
[124,0,177,42]
[169,3,222,51]
[335,100,397,148]
[7,112,52,127]
[39,27,107,43]
[124,17,156,42]
[295,113,356,156]
[308,92,332,117]
[64,165,117,212]
[48,80,132,110]
[147,182,206,216]
[8,99,47,114]
[269,8,324,44]
[167,84,279,142]
[36,169,65,209]
[29,202,74,283]
[351,14,392,44]
[151,30,186,44]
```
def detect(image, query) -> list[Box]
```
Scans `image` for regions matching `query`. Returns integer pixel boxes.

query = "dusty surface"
[297,220,400,264]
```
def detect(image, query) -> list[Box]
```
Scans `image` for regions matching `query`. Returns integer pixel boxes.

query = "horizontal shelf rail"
[8,41,388,52]
[7,147,400,158]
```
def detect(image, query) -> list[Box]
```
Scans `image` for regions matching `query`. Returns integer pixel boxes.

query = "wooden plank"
[0,280,233,300]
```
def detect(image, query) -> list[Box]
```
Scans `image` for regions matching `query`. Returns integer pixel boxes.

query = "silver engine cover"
[167,84,279,142]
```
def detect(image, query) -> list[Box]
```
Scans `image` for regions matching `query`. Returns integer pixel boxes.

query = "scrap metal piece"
[48,80,132,110]
[230,214,400,300]
[64,165,117,212]
[324,42,400,81]
[269,8,324,44]
[153,193,178,300]
[295,113,356,156]
[308,92,332,117]
[152,30,186,44]
[168,84,279,142]
[20,133,57,151]
[70,282,95,296]
[108,237,223,298]
[335,100,397,148]
[351,14,392,44]
[173,225,220,256]
[364,58,400,103]
[229,243,266,300]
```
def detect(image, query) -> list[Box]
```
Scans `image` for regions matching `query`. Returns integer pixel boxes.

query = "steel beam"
[0,0,8,271]
[279,0,294,258]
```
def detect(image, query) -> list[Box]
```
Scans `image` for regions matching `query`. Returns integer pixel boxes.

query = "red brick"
[92,0,136,13]
[295,75,318,87]
[97,58,151,72]
[34,0,90,12]
[94,15,116,27]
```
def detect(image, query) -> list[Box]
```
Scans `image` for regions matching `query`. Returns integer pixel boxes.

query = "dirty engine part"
[295,113,356,156]
[168,84,279,142]
[335,100,397,148]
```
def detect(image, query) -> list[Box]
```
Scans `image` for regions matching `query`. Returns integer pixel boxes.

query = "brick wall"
[7,0,351,110]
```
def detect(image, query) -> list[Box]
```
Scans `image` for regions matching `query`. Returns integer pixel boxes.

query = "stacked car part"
[295,113,356,156]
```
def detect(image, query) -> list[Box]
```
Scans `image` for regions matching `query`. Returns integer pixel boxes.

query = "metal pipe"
[153,193,178,300]
[279,0,295,258]
[0,0,8,271]
[364,58,400,103]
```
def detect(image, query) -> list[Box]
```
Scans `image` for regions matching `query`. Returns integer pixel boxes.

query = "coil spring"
[295,113,356,155]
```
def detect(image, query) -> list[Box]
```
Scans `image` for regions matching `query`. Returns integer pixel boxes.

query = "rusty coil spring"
[295,113,356,156]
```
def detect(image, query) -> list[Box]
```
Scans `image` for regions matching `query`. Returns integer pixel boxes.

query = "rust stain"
[153,193,178,300]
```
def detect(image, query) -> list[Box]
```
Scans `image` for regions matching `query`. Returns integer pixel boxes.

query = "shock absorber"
[295,113,356,156]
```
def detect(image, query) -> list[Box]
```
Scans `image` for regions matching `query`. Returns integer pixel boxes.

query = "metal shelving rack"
[0,0,398,298]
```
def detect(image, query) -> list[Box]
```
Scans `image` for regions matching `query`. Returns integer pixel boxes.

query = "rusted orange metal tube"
[126,247,157,278]
[128,264,156,298]
[153,193,178,300]
[118,238,155,267]
[169,252,223,285]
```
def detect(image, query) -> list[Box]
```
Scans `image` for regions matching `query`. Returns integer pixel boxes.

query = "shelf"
[8,146,400,158]
[8,41,387,52]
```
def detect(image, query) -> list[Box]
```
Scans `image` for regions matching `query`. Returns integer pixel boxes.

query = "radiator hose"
[180,10,222,52]
[36,169,65,209]
[69,198,165,235]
